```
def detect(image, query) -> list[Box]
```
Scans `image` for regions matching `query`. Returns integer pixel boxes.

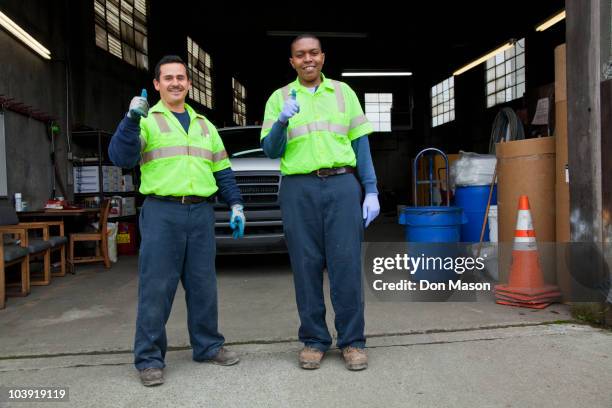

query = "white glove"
[362,193,380,228]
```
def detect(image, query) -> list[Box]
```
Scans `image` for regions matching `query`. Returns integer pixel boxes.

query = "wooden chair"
[68,200,111,272]
[11,222,53,286]
[0,206,30,308]
[46,221,67,277]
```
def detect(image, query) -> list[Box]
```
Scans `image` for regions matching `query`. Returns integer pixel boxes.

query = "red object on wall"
[117,222,138,255]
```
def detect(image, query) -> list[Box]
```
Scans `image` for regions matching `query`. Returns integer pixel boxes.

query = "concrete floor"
[0,218,611,407]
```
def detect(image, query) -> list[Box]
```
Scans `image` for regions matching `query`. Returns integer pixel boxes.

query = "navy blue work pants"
[280,173,365,352]
[134,197,224,370]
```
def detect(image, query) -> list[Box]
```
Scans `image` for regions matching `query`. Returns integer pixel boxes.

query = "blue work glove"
[229,204,245,239]
[278,89,299,124]
[362,193,380,228]
[127,89,149,121]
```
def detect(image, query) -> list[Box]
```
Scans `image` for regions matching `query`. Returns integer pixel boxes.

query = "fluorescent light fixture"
[267,31,368,38]
[452,40,514,76]
[341,71,412,77]
[0,10,51,59]
[536,10,566,32]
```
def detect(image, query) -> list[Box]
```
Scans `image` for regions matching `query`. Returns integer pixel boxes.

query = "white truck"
[214,126,286,254]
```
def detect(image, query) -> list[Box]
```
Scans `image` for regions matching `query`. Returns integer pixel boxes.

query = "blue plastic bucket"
[453,185,497,243]
[398,206,466,243]
[398,206,466,284]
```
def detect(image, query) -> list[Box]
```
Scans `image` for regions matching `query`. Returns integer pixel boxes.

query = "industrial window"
[187,37,213,109]
[485,38,526,108]
[94,0,148,70]
[431,77,455,127]
[232,78,247,126]
[365,93,392,132]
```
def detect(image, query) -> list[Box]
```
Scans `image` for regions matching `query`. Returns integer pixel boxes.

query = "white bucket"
[488,205,498,242]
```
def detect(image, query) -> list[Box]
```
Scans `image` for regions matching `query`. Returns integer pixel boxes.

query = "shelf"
[72,161,116,166]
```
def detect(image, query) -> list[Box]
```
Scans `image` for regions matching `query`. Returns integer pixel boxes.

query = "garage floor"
[0,218,610,407]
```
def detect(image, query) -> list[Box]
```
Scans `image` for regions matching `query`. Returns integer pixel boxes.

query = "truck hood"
[230,157,281,172]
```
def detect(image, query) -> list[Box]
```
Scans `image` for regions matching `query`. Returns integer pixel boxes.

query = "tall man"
[261,35,380,371]
[109,55,245,386]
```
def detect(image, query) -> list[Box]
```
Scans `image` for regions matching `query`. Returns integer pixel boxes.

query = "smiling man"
[109,55,245,386]
[261,35,380,371]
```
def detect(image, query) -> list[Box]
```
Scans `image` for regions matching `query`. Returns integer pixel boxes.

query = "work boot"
[139,367,164,387]
[342,347,368,371]
[207,347,240,366]
[298,346,325,369]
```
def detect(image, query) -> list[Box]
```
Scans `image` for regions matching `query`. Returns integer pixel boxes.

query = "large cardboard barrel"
[496,137,556,284]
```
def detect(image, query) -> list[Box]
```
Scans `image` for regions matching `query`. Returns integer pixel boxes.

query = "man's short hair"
[154,55,190,81]
[290,34,322,55]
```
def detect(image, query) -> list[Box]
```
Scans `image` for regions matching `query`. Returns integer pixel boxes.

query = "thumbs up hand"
[127,88,149,121]
[278,89,300,124]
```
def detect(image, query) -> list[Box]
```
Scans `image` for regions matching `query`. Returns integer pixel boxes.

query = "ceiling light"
[0,10,51,59]
[453,40,514,76]
[536,10,566,32]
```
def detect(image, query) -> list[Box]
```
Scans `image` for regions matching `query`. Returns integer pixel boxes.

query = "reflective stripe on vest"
[262,119,276,129]
[152,112,171,133]
[330,80,345,113]
[288,121,350,140]
[152,112,210,138]
[349,114,368,130]
[141,145,228,165]
[141,113,225,165]
[196,117,210,137]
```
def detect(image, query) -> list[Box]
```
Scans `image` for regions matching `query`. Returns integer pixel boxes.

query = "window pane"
[486,68,495,82]
[495,63,505,77]
[496,91,505,104]
[517,67,525,84]
[380,93,392,103]
[487,95,495,108]
[516,53,525,69]
[516,82,525,98]
[94,0,148,69]
[366,103,379,113]
[487,81,495,95]
[495,77,505,91]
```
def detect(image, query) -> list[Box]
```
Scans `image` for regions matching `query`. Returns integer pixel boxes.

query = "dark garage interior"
[0,1,611,405]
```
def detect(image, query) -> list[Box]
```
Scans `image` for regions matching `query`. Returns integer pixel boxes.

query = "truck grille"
[236,175,280,184]
[239,185,278,194]
[222,171,281,208]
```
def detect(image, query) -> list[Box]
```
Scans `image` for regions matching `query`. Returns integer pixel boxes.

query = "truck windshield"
[218,127,265,158]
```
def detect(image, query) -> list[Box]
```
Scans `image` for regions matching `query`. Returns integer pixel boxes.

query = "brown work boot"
[342,347,368,371]
[139,367,164,387]
[207,347,240,366]
[298,346,325,369]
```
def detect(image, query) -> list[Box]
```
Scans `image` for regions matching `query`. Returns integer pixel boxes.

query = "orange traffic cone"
[495,195,561,308]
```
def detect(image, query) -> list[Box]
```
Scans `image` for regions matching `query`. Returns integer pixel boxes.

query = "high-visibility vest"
[138,100,230,197]
[261,74,373,175]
